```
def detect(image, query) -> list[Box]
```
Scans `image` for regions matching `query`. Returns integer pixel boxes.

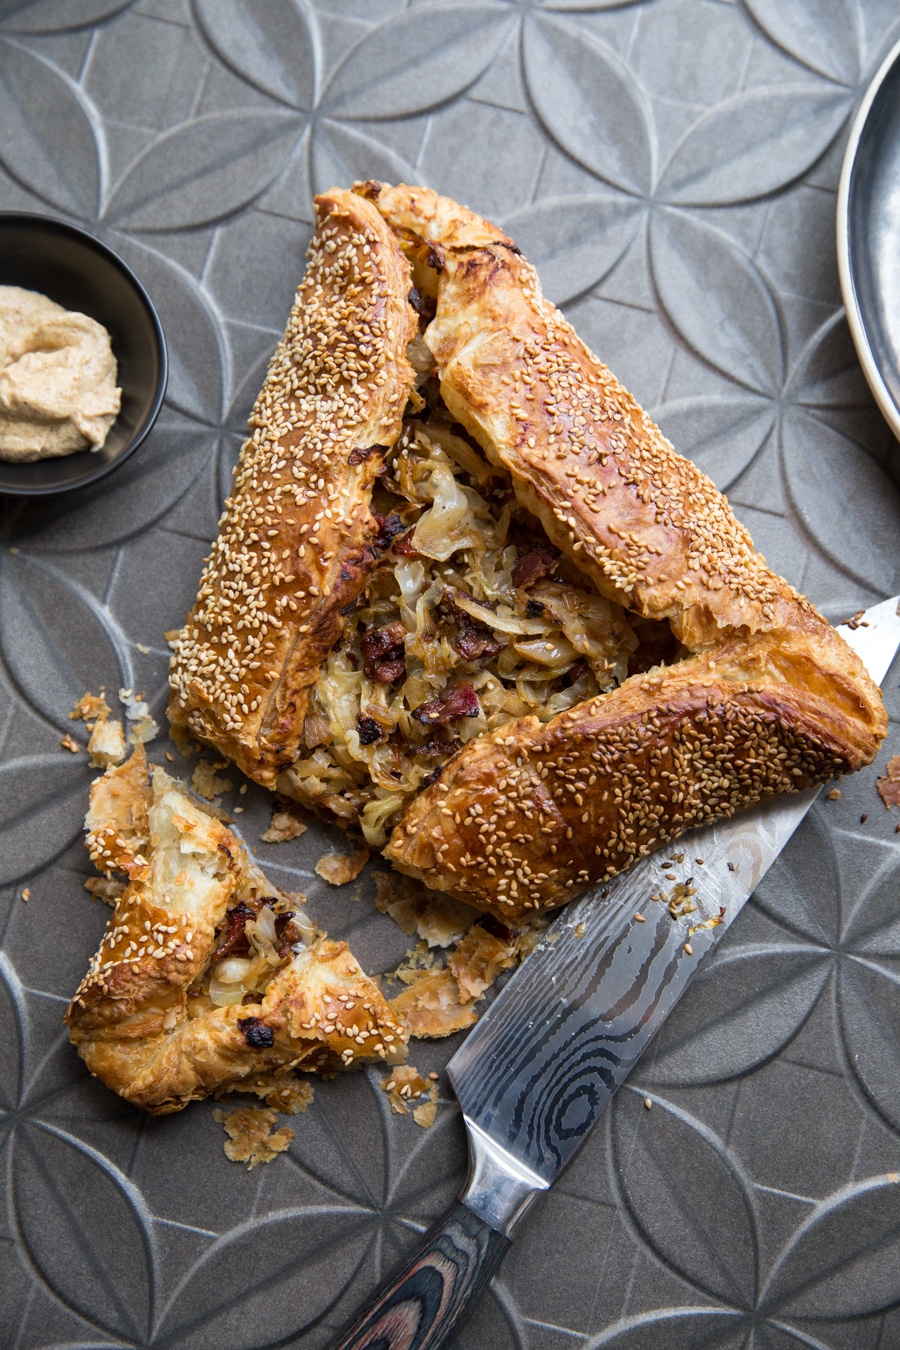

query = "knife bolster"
[460,1117,548,1236]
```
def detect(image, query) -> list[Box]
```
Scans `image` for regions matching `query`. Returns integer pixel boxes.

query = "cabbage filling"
[278,338,677,845]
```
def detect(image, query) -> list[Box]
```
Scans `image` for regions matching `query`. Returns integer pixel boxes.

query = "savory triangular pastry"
[168,184,886,923]
[66,747,407,1114]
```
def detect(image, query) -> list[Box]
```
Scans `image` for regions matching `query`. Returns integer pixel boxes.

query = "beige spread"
[0,286,121,462]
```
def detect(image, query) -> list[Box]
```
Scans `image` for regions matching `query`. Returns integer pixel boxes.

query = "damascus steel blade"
[449,596,900,1187]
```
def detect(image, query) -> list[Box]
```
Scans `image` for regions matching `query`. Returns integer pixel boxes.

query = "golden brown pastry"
[167,188,418,783]
[168,183,887,923]
[66,752,407,1114]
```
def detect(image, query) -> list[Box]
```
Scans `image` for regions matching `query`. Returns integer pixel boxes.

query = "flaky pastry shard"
[66,753,407,1114]
[168,183,886,923]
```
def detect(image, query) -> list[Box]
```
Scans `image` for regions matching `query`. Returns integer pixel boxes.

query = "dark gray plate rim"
[838,36,900,443]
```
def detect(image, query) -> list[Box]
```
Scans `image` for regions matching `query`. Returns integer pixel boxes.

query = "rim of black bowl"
[0,212,168,498]
[836,36,900,444]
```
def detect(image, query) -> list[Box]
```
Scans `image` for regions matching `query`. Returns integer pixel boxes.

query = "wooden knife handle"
[327,1201,510,1350]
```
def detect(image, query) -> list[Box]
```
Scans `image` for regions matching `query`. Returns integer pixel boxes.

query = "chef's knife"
[329,595,900,1350]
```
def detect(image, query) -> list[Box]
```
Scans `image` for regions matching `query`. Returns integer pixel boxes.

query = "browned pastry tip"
[66,758,407,1114]
[167,188,418,784]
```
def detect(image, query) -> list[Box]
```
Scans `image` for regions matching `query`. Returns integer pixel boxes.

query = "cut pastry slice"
[168,184,887,922]
[66,751,407,1115]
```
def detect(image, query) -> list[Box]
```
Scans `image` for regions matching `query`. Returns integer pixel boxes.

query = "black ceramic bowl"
[0,213,167,497]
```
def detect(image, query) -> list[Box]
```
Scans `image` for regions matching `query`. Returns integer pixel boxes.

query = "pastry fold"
[66,752,406,1114]
[168,182,887,922]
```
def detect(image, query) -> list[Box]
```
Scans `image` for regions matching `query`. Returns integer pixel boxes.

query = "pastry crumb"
[191,759,233,800]
[213,1107,294,1168]
[84,876,125,906]
[71,689,127,766]
[230,1079,315,1114]
[135,642,151,654]
[70,690,111,726]
[87,716,126,768]
[390,967,477,1039]
[381,1064,429,1115]
[413,1088,439,1129]
[448,925,517,1003]
[315,846,369,886]
[876,756,900,810]
[60,733,80,753]
[20,887,30,903]
[825,788,841,801]
[119,689,159,745]
[262,806,308,843]
[374,872,479,946]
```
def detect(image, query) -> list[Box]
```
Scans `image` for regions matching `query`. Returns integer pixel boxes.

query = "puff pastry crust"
[167,189,418,783]
[66,751,407,1114]
[168,182,886,922]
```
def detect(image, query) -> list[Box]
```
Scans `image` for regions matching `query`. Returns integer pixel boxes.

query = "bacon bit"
[413,683,479,726]
[876,756,900,810]
[512,542,559,589]
[371,511,408,551]
[211,903,254,963]
[348,444,386,466]
[391,531,422,557]
[408,287,436,322]
[426,245,445,272]
[456,624,502,661]
[439,590,503,661]
[416,728,458,760]
[361,621,406,682]
[273,911,303,956]
[357,715,383,745]
[238,1017,275,1049]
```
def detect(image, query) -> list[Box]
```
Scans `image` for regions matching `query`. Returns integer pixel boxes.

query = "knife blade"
[329,595,900,1350]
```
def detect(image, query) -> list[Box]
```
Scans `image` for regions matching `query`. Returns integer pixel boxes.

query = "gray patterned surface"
[1,1,900,1345]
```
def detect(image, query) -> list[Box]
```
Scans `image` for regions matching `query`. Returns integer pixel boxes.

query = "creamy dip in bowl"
[0,286,122,462]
